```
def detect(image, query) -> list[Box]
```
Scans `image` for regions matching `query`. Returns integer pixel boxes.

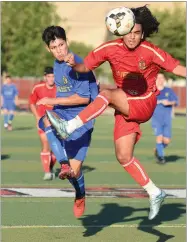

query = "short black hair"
[131,5,160,39]
[44,66,53,75]
[5,75,11,78]
[42,26,67,46]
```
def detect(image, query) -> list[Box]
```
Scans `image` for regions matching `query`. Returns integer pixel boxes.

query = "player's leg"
[46,88,129,138]
[7,101,16,131]
[114,114,166,220]
[8,110,15,130]
[38,129,55,180]
[41,115,74,179]
[3,108,9,129]
[162,121,172,160]
[65,130,92,218]
[152,118,165,163]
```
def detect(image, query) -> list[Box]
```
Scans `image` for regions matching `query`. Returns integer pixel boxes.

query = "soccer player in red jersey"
[47,6,186,220]
[29,67,57,180]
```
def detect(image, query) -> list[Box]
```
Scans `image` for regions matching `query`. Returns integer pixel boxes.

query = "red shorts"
[114,92,157,143]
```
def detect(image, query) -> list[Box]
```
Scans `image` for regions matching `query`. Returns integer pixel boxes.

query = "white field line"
[2,224,186,229]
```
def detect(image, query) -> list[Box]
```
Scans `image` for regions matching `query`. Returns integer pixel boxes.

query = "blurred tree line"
[2,2,186,80]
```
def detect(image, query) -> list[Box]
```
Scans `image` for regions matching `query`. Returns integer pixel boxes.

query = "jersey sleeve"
[14,85,19,96]
[151,45,180,72]
[84,44,108,70]
[169,89,179,106]
[29,86,38,104]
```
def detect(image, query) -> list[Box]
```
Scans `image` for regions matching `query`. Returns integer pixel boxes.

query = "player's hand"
[64,53,75,67]
[162,100,171,106]
[36,97,55,106]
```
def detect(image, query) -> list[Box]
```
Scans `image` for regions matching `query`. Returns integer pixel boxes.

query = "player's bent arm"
[172,65,186,77]
[30,103,40,120]
[72,63,90,73]
[54,94,89,106]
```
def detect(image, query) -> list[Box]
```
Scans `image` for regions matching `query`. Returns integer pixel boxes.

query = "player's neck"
[157,86,164,91]
[46,83,54,89]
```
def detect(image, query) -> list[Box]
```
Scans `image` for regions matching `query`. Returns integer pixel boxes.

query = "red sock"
[50,152,57,170]
[78,94,109,123]
[121,157,150,186]
[40,152,51,173]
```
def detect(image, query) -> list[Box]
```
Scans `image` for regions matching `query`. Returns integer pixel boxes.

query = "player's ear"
[45,45,50,52]
[141,32,144,39]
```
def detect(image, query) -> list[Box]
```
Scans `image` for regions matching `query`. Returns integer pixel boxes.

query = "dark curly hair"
[131,5,160,39]
[42,26,67,46]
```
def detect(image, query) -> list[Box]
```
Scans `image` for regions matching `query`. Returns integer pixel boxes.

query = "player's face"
[123,24,143,50]
[156,73,166,88]
[45,74,55,87]
[47,38,68,61]
[5,77,12,84]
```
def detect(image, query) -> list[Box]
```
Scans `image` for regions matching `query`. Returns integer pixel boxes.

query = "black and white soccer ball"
[105,7,135,36]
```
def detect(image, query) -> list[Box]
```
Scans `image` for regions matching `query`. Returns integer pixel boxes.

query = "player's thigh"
[152,119,163,137]
[65,131,92,164]
[2,108,8,114]
[101,88,130,117]
[163,122,172,143]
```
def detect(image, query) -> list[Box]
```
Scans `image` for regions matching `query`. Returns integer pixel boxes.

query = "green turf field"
[1,113,186,242]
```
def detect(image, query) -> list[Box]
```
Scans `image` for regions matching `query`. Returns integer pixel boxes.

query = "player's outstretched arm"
[64,53,90,73]
[172,65,186,77]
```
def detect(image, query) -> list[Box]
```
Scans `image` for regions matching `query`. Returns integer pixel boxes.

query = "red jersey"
[84,39,179,97]
[29,82,56,117]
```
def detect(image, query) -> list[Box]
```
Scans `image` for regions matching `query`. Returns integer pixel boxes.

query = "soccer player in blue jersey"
[151,73,178,164]
[1,75,19,131]
[37,26,99,217]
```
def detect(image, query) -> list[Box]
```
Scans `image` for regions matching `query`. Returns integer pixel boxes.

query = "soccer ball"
[105,7,135,36]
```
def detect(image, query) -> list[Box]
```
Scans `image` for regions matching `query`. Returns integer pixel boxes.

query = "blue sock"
[4,114,8,125]
[8,114,14,124]
[163,143,168,149]
[69,171,85,198]
[156,143,164,157]
[45,126,68,164]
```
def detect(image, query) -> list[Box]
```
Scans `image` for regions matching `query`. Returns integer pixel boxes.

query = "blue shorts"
[38,110,93,162]
[3,101,16,111]
[151,118,172,138]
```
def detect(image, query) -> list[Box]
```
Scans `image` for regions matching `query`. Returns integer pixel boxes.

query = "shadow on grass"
[80,202,185,242]
[165,155,185,163]
[13,126,34,131]
[1,154,11,160]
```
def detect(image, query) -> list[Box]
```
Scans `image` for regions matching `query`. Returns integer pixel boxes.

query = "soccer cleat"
[4,123,8,129]
[157,156,166,164]
[154,149,166,164]
[43,172,55,181]
[148,189,166,220]
[58,164,75,180]
[46,111,70,139]
[73,196,85,218]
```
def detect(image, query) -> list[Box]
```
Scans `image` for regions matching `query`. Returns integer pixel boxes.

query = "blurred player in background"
[29,67,57,180]
[152,73,178,164]
[47,6,186,220]
[1,75,19,131]
[38,26,99,218]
